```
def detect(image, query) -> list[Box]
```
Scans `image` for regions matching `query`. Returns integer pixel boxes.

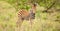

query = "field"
[0,1,60,31]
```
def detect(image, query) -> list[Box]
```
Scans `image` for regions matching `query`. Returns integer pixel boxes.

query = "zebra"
[16,3,37,28]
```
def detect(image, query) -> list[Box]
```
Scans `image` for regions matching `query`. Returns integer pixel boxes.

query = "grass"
[0,1,60,31]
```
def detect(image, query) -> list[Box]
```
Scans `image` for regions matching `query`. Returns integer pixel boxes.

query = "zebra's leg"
[16,17,24,31]
[29,18,33,31]
[16,18,22,26]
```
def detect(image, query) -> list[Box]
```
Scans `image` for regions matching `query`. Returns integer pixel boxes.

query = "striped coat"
[16,4,37,27]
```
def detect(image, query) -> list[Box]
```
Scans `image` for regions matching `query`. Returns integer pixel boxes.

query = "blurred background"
[0,0,60,31]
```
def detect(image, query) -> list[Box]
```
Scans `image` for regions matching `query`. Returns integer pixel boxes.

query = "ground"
[0,1,60,31]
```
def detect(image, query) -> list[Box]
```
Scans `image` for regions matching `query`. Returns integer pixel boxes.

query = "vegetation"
[0,0,60,31]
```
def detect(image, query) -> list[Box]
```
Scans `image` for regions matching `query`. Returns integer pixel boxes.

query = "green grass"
[0,1,60,31]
